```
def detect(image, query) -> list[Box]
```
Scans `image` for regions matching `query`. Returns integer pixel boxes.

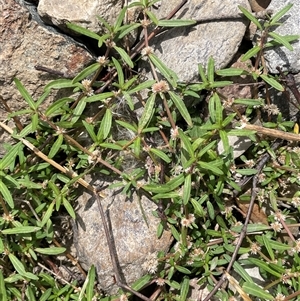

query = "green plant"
[1,2,300,301]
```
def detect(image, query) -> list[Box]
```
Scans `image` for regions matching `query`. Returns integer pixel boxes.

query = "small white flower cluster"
[170,126,180,140]
[142,252,158,274]
[181,214,195,227]
[151,80,170,93]
[81,79,94,96]
[263,103,280,115]
[141,46,154,60]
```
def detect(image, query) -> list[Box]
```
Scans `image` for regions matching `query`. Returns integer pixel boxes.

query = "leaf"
[113,45,134,68]
[190,198,204,216]
[116,23,141,39]
[207,57,215,83]
[268,32,293,51]
[175,265,191,274]
[138,93,156,133]
[179,129,194,158]
[112,57,124,86]
[0,270,7,300]
[262,234,275,261]
[233,261,253,283]
[2,226,41,234]
[98,108,112,140]
[216,68,249,76]
[115,120,137,133]
[269,3,293,25]
[45,97,73,116]
[149,148,171,163]
[14,78,36,110]
[168,91,193,127]
[207,201,215,220]
[82,120,97,142]
[67,22,102,40]
[180,276,190,301]
[0,180,14,209]
[9,253,38,280]
[35,247,66,255]
[72,63,101,84]
[198,64,208,85]
[71,98,87,124]
[86,265,96,301]
[183,174,191,205]
[131,274,151,291]
[242,282,274,300]
[149,54,178,88]
[127,79,156,94]
[63,197,76,219]
[157,19,196,27]
[231,223,270,233]
[238,5,262,30]
[260,74,284,91]
[198,161,223,175]
[44,79,79,90]
[48,134,63,159]
[0,142,22,171]
[219,130,230,154]
[40,201,55,228]
[241,46,261,61]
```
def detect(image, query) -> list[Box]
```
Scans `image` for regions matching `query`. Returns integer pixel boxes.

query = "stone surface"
[74,175,172,294]
[139,0,250,82]
[0,0,94,157]
[264,0,300,73]
[37,0,123,36]
[248,0,272,12]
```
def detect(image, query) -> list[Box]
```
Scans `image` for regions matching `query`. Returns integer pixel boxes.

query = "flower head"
[151,80,170,93]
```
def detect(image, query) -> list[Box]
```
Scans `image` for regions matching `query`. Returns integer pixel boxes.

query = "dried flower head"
[151,80,170,93]
[97,56,109,66]
[155,278,165,286]
[271,221,283,232]
[292,196,300,207]
[274,293,285,301]
[142,253,158,274]
[81,79,94,96]
[235,115,249,129]
[223,97,235,108]
[141,46,154,60]
[263,104,280,115]
[250,242,261,255]
[170,126,180,140]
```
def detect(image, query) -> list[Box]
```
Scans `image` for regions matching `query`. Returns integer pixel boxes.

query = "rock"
[139,0,250,82]
[0,0,94,157]
[37,0,123,35]
[264,0,300,73]
[74,175,172,294]
[248,0,272,12]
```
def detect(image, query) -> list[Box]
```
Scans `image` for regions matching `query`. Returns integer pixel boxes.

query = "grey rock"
[74,175,172,294]
[0,0,94,157]
[139,0,250,82]
[264,0,300,73]
[37,0,123,35]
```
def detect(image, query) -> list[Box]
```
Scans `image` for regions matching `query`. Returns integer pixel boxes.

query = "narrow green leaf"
[31,113,39,132]
[180,276,190,301]
[48,134,63,159]
[8,253,25,274]
[100,142,123,150]
[138,93,156,133]
[175,265,191,274]
[216,68,249,76]
[116,23,141,39]
[149,148,171,163]
[35,247,66,255]
[198,161,223,175]
[133,136,141,157]
[152,192,180,200]
[0,142,22,171]
[99,108,112,140]
[233,98,263,106]
[72,63,101,84]
[169,91,193,127]
[210,81,233,88]
[242,282,274,300]
[0,180,14,209]
[149,54,178,88]
[44,79,79,91]
[127,79,156,94]
[39,289,52,301]
[269,3,293,25]
[113,45,134,68]
[260,74,284,91]
[131,274,151,291]
[190,198,205,216]
[179,129,194,158]
[207,200,215,220]
[14,78,36,110]
[219,130,230,154]
[114,7,126,31]
[268,32,293,51]
[63,197,76,219]
[241,46,261,61]
[2,226,41,234]
[143,174,185,193]
[231,223,270,233]
[86,265,96,301]
[112,57,124,86]
[235,168,257,175]
[264,34,300,48]
[85,92,114,102]
[198,64,208,84]
[157,19,196,27]
[183,174,191,205]
[197,140,217,158]
[45,97,73,116]
[82,120,97,142]
[115,120,137,133]
[145,10,158,25]
[233,261,253,283]
[238,5,262,30]
[262,234,275,261]
[0,270,7,300]
[40,201,55,228]
[67,22,102,40]
[207,57,215,83]
[71,98,87,123]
